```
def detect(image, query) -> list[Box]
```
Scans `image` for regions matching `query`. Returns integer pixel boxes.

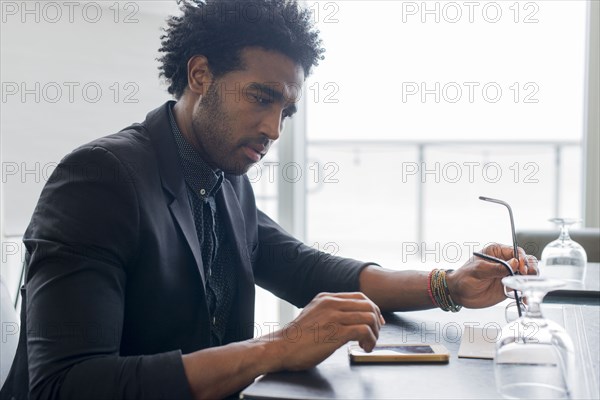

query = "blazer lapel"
[168,196,206,287]
[219,180,254,278]
[145,101,206,288]
[218,180,255,329]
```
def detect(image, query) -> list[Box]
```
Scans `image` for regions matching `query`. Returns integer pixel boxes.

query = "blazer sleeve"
[23,146,192,400]
[253,210,376,308]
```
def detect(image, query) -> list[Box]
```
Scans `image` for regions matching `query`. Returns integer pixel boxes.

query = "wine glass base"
[542,264,586,285]
[498,382,570,399]
[495,278,575,400]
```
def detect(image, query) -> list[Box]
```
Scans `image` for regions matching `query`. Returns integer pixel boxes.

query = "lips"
[248,143,267,156]
[242,142,268,162]
[242,146,262,162]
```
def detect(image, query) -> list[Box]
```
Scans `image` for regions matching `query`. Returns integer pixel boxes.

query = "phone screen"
[348,344,450,363]
[373,345,434,354]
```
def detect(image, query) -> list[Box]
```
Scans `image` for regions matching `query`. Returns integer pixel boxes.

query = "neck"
[172,98,221,173]
[172,98,214,167]
[172,99,194,145]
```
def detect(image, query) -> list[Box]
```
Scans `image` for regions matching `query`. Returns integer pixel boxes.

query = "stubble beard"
[191,82,249,175]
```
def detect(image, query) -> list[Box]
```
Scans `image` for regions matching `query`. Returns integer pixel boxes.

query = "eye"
[252,94,272,105]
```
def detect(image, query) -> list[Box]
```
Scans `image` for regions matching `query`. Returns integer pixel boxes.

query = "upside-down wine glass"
[540,218,587,284]
[494,275,575,399]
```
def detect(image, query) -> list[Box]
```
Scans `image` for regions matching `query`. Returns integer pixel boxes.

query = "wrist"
[429,269,462,312]
[427,269,438,307]
[259,331,286,373]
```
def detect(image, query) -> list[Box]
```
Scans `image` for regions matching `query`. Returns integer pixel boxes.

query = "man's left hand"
[445,243,538,309]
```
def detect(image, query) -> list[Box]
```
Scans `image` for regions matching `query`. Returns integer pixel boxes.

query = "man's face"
[190,47,304,175]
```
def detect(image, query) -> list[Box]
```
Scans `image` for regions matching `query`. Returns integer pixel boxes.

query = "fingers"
[509,258,520,274]
[475,259,514,278]
[335,311,381,326]
[483,243,512,259]
[316,292,368,300]
[510,253,539,275]
[483,243,522,261]
[517,247,528,260]
[346,324,378,353]
[316,292,385,325]
[327,310,381,352]
[332,310,382,338]
[501,258,523,275]
[278,292,385,371]
[523,255,539,275]
[482,243,538,275]
[310,292,383,352]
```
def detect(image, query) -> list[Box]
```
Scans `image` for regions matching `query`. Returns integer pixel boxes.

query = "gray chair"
[516,228,600,262]
[0,278,19,389]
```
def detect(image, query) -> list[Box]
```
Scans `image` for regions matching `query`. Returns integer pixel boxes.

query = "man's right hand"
[182,292,383,399]
[265,292,385,371]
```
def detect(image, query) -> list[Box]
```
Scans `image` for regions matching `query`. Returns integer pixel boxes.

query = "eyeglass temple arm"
[479,196,519,261]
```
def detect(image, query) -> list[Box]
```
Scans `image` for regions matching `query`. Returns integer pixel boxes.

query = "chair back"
[0,279,19,389]
[516,228,600,262]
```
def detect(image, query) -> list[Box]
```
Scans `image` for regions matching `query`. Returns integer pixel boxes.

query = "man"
[1,1,536,399]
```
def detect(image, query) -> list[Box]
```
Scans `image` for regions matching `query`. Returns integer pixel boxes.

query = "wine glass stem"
[559,224,571,242]
[524,292,544,319]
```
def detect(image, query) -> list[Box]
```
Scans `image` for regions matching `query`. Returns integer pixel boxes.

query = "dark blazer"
[1,102,369,400]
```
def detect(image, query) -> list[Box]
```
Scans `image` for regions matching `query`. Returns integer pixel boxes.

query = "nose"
[260,111,283,142]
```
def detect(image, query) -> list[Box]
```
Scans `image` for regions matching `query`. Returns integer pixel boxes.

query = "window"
[305,0,587,269]
[0,0,591,323]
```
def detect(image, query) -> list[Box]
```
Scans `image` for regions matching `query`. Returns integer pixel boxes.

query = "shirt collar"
[168,103,223,199]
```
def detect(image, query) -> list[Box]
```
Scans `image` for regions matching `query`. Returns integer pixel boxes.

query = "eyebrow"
[247,82,298,115]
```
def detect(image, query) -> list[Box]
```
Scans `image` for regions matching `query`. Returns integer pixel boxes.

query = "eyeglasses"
[473,252,526,320]
[474,196,524,318]
[478,196,519,261]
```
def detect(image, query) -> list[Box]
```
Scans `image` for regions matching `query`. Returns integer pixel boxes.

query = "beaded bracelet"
[428,269,462,313]
[427,269,438,307]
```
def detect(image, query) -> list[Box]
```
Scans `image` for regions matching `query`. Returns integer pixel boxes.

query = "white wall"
[1,1,179,299]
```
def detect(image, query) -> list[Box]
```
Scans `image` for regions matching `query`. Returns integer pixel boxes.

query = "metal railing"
[254,139,582,246]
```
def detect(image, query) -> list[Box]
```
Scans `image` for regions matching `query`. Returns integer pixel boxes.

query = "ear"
[187,55,213,96]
